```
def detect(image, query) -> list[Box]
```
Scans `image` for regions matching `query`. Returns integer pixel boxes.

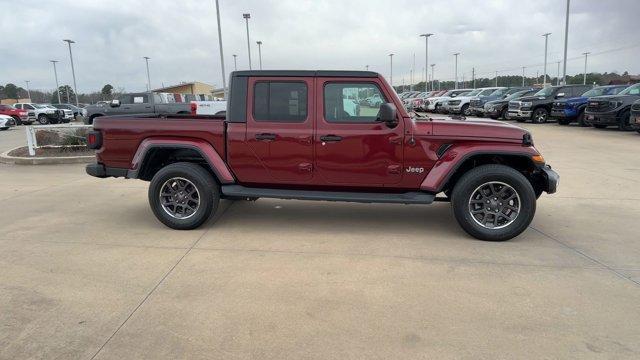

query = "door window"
[253,82,307,122]
[324,83,387,123]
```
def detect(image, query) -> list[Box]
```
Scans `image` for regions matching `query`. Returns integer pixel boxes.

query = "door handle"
[320,135,342,142]
[255,133,276,141]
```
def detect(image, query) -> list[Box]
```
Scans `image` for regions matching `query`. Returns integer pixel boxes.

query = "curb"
[0,147,95,165]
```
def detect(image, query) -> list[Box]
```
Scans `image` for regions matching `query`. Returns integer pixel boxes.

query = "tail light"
[86,131,102,149]
[190,102,197,115]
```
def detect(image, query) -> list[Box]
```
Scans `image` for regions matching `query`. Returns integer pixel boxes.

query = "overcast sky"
[1,0,639,93]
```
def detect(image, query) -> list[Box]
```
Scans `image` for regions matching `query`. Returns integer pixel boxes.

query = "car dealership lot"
[1,122,640,359]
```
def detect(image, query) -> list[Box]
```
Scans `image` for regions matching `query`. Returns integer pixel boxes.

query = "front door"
[314,80,404,187]
[244,77,314,184]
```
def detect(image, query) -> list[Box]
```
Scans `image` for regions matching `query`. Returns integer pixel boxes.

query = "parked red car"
[0,104,28,125]
[86,70,558,241]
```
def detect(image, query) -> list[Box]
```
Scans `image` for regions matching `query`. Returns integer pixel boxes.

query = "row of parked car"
[400,82,640,132]
[0,102,87,125]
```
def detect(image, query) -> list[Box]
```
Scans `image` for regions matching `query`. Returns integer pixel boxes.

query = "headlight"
[521,102,533,107]
[610,101,622,108]
[46,110,55,114]
[486,105,494,111]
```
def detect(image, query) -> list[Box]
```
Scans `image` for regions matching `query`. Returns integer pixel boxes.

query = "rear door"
[244,77,314,184]
[314,79,404,186]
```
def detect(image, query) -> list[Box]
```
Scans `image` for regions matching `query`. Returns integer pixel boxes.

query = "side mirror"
[377,103,397,127]
[110,99,121,107]
[556,92,565,99]
[451,94,457,98]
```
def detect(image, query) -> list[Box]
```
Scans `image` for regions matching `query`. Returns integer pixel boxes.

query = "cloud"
[0,0,638,93]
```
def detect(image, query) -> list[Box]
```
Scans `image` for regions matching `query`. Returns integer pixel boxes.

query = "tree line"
[0,83,121,104]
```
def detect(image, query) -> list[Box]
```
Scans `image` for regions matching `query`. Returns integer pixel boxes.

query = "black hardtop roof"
[231,70,379,78]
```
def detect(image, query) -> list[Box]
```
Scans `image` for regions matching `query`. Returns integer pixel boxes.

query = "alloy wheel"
[468,181,520,229]
[159,177,201,219]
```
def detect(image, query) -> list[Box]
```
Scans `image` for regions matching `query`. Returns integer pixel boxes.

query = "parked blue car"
[551,85,628,126]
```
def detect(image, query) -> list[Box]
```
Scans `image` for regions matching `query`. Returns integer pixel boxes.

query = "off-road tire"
[148,162,219,230]
[451,164,536,241]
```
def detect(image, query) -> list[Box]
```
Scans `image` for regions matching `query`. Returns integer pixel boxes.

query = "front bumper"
[469,106,485,115]
[86,163,129,178]
[539,165,559,194]
[584,112,619,126]
[551,109,577,119]
[507,109,531,119]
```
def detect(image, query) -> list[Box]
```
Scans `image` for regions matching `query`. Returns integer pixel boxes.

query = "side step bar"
[221,185,435,205]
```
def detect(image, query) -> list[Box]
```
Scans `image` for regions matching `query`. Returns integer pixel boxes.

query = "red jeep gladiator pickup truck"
[86,70,558,241]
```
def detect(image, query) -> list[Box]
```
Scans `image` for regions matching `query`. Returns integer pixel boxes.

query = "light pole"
[472,67,476,88]
[143,56,151,91]
[556,61,561,85]
[495,70,498,87]
[430,64,435,92]
[389,53,394,87]
[522,66,526,86]
[582,52,590,85]
[63,39,79,106]
[365,65,369,71]
[561,0,570,85]
[453,53,460,89]
[243,13,252,70]
[50,60,61,103]
[25,80,31,102]
[420,33,433,91]
[215,0,228,98]
[233,54,238,71]
[256,41,263,70]
[542,32,551,85]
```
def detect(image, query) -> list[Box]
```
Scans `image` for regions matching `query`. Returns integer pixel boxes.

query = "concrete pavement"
[1,121,639,359]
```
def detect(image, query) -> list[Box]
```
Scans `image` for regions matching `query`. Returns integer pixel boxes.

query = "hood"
[516,95,547,102]
[486,98,509,106]
[412,117,529,141]
[590,94,639,102]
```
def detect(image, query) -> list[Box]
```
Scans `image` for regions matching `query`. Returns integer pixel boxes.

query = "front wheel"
[148,162,219,230]
[531,108,549,124]
[461,104,471,116]
[37,114,50,125]
[11,116,23,125]
[618,109,633,131]
[451,164,536,241]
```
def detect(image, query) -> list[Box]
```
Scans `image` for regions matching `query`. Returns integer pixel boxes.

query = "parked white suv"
[427,89,473,113]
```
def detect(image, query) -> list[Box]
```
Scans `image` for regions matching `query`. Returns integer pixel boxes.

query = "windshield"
[463,89,481,96]
[534,87,555,97]
[619,84,640,95]
[490,89,508,97]
[581,88,608,97]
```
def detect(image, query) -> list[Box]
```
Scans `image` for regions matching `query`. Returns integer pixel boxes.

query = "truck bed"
[93,115,226,169]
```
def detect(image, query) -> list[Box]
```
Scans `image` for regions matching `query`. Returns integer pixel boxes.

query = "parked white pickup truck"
[189,100,227,116]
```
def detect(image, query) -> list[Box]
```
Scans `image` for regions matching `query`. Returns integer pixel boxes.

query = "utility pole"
[389,53,394,87]
[233,54,238,71]
[522,66,526,87]
[561,0,570,85]
[582,52,590,85]
[472,67,475,89]
[420,34,433,92]
[430,64,435,92]
[50,60,61,103]
[25,80,31,102]
[256,41,263,70]
[453,52,460,89]
[63,39,79,106]
[215,0,228,98]
[243,13,252,70]
[542,33,551,85]
[143,56,151,92]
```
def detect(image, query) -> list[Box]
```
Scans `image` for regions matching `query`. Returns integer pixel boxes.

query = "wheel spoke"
[159,177,201,220]
[468,181,521,230]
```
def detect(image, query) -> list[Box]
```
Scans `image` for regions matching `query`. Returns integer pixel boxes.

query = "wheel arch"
[131,138,235,184]
[421,150,542,195]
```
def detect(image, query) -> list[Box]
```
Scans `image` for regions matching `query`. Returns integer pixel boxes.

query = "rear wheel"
[451,164,536,241]
[148,162,219,230]
[531,108,549,124]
